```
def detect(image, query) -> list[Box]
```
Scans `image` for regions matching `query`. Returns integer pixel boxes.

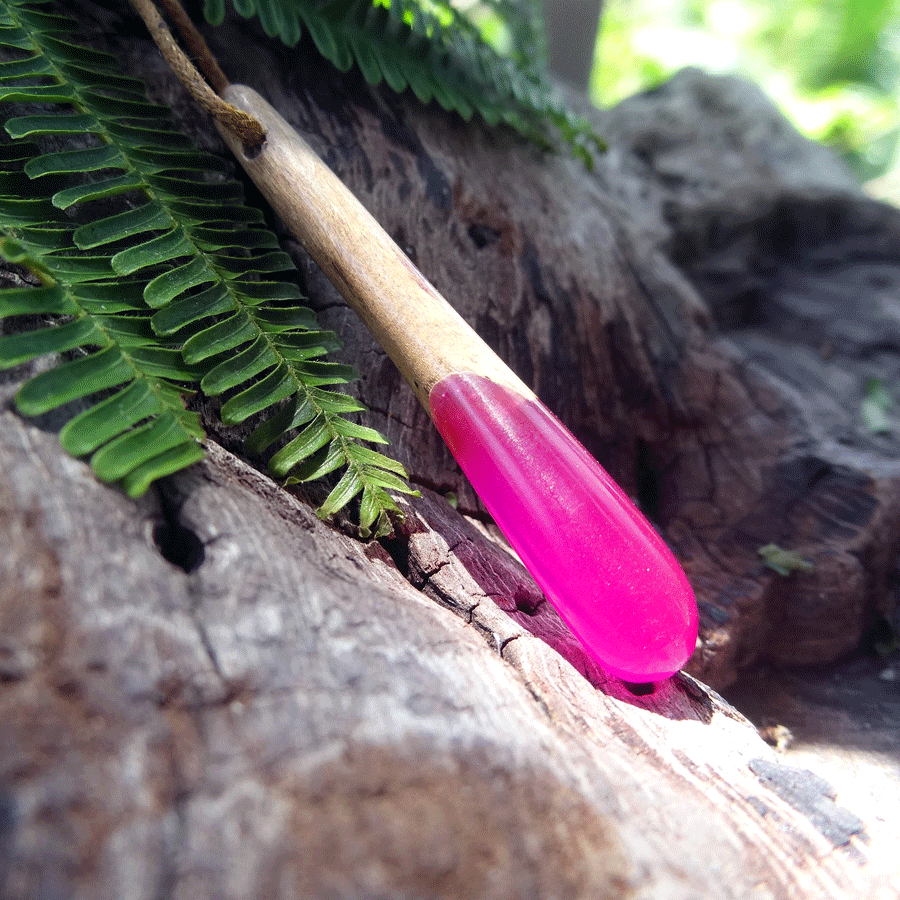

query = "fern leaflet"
[0,0,415,535]
[200,0,603,164]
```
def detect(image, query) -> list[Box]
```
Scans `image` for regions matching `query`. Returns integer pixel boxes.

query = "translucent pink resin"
[429,373,698,682]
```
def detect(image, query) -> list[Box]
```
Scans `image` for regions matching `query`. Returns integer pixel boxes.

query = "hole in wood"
[378,534,410,578]
[153,521,205,573]
[243,137,266,160]
[513,585,543,616]
[468,222,501,249]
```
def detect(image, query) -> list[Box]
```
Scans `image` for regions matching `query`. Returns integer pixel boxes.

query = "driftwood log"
[2,4,900,897]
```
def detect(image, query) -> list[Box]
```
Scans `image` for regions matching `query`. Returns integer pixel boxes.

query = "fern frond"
[202,0,603,164]
[0,0,415,530]
[0,216,208,498]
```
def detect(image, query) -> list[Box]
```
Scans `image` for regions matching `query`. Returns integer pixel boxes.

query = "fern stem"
[1,0,416,524]
[127,0,264,146]
[157,0,229,93]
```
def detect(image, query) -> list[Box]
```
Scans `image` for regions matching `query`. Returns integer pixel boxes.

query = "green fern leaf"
[220,365,296,423]
[14,347,136,416]
[0,0,415,522]
[73,204,173,250]
[150,284,234,335]
[318,467,364,518]
[59,381,187,456]
[200,337,281,392]
[0,283,75,316]
[204,0,227,26]
[120,440,207,498]
[213,0,604,163]
[287,440,347,482]
[270,414,333,475]
[245,395,313,455]
[0,318,102,365]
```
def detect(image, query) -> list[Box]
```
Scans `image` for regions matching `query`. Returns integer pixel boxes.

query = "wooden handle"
[217,84,534,413]
[217,86,699,684]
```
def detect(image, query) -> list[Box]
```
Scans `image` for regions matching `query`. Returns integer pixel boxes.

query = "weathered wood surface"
[1,4,899,897]
[725,649,900,894]
[195,24,900,690]
[0,412,881,899]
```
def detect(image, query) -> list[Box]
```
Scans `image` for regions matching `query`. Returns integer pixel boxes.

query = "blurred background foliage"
[590,0,900,185]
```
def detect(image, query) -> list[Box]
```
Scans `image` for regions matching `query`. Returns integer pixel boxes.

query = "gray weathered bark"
[2,5,899,897]
[0,408,885,899]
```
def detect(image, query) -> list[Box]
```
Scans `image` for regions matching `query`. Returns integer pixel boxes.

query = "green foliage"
[593,0,900,182]
[862,378,893,435]
[0,0,415,535]
[757,543,814,577]
[200,0,603,163]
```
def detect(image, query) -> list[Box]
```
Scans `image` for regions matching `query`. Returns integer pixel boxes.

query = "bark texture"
[2,5,900,898]
[197,27,900,690]
[0,413,885,899]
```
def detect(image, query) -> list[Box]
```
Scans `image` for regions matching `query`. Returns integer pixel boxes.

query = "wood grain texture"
[726,653,900,892]
[0,410,876,899]
[2,4,899,895]
[201,30,900,688]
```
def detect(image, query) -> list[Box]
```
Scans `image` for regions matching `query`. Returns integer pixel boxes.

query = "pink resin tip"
[429,373,698,683]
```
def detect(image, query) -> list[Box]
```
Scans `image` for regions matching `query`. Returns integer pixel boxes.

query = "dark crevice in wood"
[152,483,205,573]
[633,437,663,524]
[511,585,545,617]
[468,222,501,249]
[377,533,410,578]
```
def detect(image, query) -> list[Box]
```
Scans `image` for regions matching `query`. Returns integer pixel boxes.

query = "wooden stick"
[217,84,534,414]
[157,0,230,94]
[217,86,699,684]
[129,0,264,147]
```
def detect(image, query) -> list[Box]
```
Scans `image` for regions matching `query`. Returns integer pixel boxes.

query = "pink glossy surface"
[429,373,698,682]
